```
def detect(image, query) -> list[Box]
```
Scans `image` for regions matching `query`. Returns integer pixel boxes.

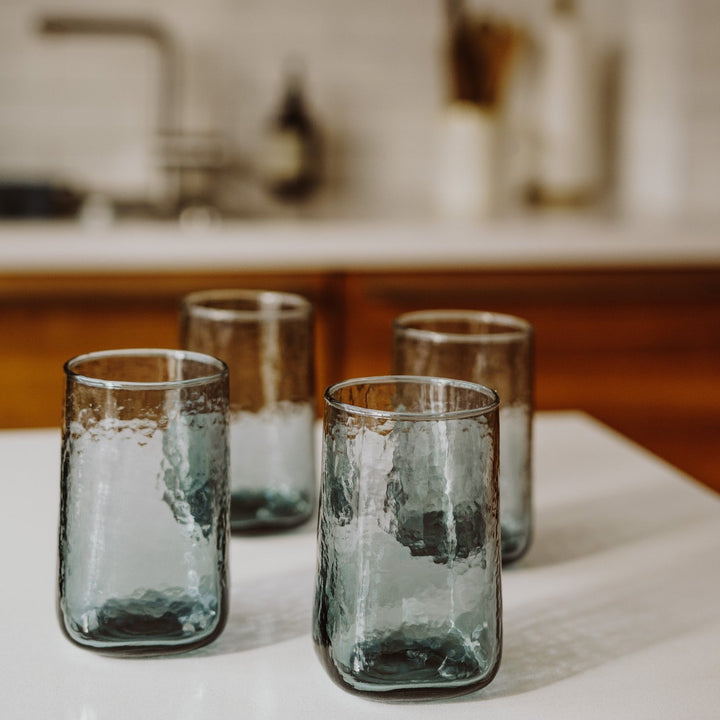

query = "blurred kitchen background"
[0,0,718,492]
[0,0,718,221]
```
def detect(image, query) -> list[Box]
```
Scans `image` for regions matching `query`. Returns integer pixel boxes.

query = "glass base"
[59,589,226,656]
[230,489,312,532]
[501,523,532,565]
[316,633,500,700]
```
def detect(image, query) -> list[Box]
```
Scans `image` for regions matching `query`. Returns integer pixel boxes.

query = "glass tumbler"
[313,376,502,700]
[393,311,534,563]
[58,349,230,655]
[180,290,316,531]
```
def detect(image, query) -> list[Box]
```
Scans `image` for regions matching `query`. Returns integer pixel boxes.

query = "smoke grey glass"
[314,376,501,700]
[58,349,230,655]
[393,311,534,564]
[180,289,316,531]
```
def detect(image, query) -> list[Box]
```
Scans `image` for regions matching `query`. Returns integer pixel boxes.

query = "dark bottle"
[263,68,322,202]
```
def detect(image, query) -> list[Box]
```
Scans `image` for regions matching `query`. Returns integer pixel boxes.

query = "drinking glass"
[180,289,316,531]
[393,310,534,563]
[58,349,230,655]
[313,376,502,700]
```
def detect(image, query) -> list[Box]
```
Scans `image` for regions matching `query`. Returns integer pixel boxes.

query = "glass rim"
[181,288,311,322]
[324,374,499,421]
[64,348,229,390]
[394,310,532,344]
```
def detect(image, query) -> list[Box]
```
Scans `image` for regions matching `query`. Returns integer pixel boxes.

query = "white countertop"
[1,217,719,273]
[2,412,719,718]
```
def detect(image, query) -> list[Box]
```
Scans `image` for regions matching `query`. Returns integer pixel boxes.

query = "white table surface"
[2,412,719,719]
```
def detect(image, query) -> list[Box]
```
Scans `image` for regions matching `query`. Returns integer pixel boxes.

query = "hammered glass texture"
[313,376,502,700]
[393,311,534,563]
[58,349,230,656]
[180,290,316,531]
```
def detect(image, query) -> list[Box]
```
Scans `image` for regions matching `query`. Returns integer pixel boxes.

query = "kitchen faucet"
[38,14,184,216]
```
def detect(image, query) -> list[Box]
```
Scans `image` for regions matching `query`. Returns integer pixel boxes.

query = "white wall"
[686,0,720,219]
[0,0,717,219]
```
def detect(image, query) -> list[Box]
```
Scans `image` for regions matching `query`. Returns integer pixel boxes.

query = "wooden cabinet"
[0,271,342,427]
[1,266,718,493]
[341,268,720,493]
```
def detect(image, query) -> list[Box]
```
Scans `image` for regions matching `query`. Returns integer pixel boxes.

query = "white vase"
[433,102,499,221]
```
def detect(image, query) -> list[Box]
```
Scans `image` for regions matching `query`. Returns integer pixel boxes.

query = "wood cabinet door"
[0,271,340,427]
[342,268,720,491]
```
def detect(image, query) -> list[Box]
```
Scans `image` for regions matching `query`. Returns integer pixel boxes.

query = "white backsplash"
[0,0,718,219]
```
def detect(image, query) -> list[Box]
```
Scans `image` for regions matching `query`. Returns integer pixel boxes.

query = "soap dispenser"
[262,64,322,203]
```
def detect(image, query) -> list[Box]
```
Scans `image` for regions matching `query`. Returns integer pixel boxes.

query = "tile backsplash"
[1,0,718,220]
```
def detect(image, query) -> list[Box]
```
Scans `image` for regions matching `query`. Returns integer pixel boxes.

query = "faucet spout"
[39,15,179,137]
[38,15,181,212]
